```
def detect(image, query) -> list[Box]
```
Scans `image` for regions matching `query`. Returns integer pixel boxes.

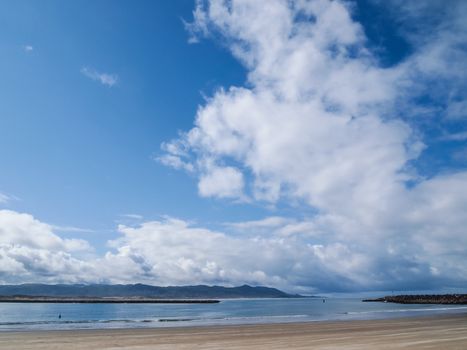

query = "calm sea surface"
[1,298,466,331]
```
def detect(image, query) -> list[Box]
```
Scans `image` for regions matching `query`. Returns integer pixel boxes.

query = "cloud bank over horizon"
[1,0,466,293]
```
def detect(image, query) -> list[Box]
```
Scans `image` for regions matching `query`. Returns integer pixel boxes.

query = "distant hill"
[0,284,301,299]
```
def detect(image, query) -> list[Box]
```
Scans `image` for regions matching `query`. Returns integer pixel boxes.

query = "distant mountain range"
[0,284,301,299]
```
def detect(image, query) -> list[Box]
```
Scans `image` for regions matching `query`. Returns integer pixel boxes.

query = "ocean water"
[0,298,466,331]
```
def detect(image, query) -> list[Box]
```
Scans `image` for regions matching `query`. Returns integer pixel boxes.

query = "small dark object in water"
[323,299,325,303]
[58,314,61,319]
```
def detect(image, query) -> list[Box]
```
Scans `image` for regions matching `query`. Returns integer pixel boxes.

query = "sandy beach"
[1,314,466,350]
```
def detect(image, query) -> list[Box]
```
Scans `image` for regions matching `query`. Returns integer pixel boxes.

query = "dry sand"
[1,314,466,349]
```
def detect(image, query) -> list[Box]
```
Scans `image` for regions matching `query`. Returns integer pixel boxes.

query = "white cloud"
[379,0,467,121]
[0,208,465,292]
[94,213,467,291]
[101,217,366,290]
[165,0,418,211]
[23,45,33,52]
[158,0,467,291]
[0,210,337,289]
[185,0,210,43]
[227,216,289,230]
[81,67,118,87]
[227,216,319,238]
[0,210,91,252]
[0,210,95,284]
[157,154,194,172]
[198,165,244,198]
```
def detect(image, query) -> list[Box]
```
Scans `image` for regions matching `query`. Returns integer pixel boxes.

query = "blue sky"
[0,1,252,233]
[0,0,466,293]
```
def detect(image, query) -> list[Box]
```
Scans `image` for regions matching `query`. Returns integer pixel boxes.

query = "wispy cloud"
[0,193,10,204]
[157,154,194,172]
[22,45,33,53]
[226,216,289,230]
[51,225,96,234]
[440,131,467,142]
[80,67,118,87]
[121,214,144,220]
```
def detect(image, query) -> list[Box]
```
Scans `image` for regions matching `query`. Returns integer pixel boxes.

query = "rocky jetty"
[0,296,219,303]
[363,294,467,304]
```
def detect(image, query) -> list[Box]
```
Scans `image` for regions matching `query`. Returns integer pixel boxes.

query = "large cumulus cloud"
[0,210,94,283]
[158,0,467,291]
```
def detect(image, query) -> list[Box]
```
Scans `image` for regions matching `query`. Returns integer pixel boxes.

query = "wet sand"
[1,314,466,349]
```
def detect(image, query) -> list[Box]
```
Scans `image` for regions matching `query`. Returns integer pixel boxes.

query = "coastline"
[1,313,466,349]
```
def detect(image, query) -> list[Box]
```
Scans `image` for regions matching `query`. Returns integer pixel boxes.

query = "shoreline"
[1,313,466,349]
[1,304,467,333]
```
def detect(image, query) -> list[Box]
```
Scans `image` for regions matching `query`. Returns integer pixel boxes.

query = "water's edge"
[1,298,466,332]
